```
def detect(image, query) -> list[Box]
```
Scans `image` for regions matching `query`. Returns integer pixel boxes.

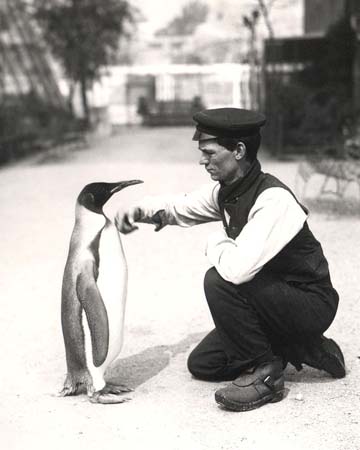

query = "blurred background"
[0,0,359,163]
[1,4,359,449]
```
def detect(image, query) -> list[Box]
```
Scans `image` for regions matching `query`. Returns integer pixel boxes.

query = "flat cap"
[192,107,266,141]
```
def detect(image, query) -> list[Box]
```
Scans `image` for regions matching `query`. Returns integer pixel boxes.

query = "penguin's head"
[78,180,143,213]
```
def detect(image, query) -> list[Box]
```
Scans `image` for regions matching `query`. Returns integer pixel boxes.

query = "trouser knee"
[204,266,222,287]
[187,348,204,379]
[187,345,228,381]
[203,267,229,301]
[204,267,248,311]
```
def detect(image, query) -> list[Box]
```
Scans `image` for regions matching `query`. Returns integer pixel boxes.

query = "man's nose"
[199,155,208,165]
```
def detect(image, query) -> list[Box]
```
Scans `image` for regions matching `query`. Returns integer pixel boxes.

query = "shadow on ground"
[106,332,205,388]
[106,330,341,390]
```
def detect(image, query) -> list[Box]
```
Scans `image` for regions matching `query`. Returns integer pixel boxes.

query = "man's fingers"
[122,218,139,234]
[115,207,166,234]
[115,209,140,234]
[151,210,166,232]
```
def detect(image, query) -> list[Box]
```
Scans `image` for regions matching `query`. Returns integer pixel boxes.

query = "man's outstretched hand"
[151,210,166,232]
[115,207,142,234]
[115,208,167,233]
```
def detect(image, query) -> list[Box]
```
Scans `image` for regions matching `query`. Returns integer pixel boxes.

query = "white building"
[90,63,254,126]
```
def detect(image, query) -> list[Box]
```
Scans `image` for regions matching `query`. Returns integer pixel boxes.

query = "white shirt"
[136,183,307,285]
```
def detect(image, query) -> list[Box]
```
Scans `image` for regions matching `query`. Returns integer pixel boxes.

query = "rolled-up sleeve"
[206,187,308,284]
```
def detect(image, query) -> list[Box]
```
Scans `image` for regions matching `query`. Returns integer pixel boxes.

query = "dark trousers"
[188,268,339,381]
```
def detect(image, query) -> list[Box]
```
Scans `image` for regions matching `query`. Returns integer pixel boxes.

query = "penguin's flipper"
[76,263,109,367]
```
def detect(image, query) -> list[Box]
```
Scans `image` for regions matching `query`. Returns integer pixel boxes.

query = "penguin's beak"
[110,180,144,194]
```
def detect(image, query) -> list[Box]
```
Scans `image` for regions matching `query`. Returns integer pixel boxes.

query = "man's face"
[198,139,243,185]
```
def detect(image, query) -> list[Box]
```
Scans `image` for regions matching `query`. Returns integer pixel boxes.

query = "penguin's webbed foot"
[103,383,133,394]
[59,371,94,397]
[59,383,91,397]
[89,383,133,404]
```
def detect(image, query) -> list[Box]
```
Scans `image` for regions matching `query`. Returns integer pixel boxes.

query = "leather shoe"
[215,358,284,412]
[303,335,345,378]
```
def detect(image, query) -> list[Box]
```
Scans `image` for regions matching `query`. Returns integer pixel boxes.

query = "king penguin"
[60,180,143,404]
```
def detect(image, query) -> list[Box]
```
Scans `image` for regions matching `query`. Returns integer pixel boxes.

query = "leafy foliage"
[269,82,351,149]
[33,0,138,122]
[156,1,208,36]
[0,92,76,163]
[299,16,356,94]
[267,14,357,152]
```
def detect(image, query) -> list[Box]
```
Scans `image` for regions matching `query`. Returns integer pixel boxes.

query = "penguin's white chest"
[97,222,128,351]
[83,221,128,388]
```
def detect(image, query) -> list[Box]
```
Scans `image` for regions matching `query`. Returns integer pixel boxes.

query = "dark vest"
[218,160,329,283]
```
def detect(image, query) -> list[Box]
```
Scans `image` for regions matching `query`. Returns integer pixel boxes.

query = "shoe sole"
[215,389,284,412]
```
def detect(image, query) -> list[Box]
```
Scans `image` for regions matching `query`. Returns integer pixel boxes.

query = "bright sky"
[132,0,303,36]
[132,0,188,31]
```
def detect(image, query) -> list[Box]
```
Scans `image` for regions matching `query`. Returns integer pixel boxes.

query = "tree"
[33,0,138,125]
[156,0,208,36]
[300,16,356,93]
[257,0,275,39]
[254,0,300,40]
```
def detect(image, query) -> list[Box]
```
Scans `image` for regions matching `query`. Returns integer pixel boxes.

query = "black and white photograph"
[0,1,359,449]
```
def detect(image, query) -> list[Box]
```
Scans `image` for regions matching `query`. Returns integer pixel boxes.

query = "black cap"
[192,107,266,141]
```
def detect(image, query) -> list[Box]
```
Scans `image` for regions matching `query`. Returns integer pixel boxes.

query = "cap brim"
[192,130,217,141]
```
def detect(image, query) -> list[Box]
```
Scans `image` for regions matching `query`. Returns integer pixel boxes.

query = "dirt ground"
[0,126,359,450]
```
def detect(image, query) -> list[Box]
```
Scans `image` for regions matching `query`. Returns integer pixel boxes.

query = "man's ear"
[234,141,246,160]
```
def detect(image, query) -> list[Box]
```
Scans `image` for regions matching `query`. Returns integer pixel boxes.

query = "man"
[116,107,345,412]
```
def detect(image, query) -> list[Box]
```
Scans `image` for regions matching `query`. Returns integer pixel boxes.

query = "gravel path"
[1,127,359,450]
